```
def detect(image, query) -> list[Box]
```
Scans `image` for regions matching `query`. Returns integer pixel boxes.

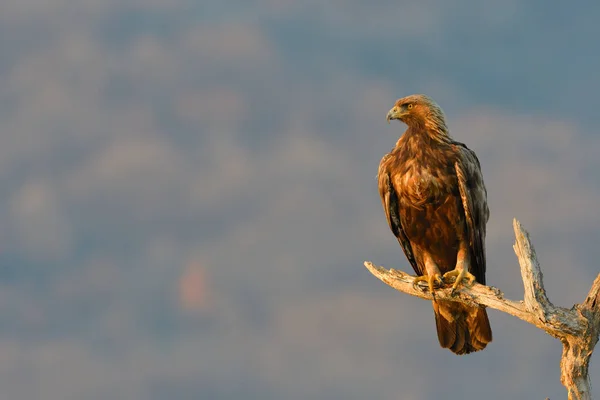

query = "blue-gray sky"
[0,1,598,399]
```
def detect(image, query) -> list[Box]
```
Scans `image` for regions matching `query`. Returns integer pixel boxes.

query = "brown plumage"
[378,94,492,355]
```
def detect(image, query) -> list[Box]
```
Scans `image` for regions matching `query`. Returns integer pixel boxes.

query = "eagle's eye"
[407,104,413,110]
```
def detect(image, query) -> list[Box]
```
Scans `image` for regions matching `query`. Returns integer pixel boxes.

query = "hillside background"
[0,1,599,399]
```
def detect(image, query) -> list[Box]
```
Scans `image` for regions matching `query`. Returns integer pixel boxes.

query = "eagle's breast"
[396,160,449,209]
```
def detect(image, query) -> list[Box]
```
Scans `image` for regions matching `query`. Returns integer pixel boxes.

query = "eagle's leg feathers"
[412,255,443,300]
[442,244,476,295]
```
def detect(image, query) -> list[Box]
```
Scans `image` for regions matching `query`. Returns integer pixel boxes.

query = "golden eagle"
[378,94,492,354]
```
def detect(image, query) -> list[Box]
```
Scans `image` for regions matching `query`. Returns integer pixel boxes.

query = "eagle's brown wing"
[454,143,489,285]
[378,155,421,276]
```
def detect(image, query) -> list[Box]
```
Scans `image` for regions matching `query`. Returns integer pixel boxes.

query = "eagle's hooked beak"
[386,106,401,124]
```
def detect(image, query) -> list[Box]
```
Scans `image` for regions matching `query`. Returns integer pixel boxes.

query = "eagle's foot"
[442,268,476,295]
[412,274,443,300]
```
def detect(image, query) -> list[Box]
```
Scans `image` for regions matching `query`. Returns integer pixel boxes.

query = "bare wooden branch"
[513,219,553,322]
[583,274,600,317]
[365,218,599,400]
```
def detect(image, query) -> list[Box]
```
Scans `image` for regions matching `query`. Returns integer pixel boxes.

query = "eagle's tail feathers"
[432,301,492,355]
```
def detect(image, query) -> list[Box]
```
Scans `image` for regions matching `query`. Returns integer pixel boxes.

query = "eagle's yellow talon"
[443,269,477,294]
[413,274,444,300]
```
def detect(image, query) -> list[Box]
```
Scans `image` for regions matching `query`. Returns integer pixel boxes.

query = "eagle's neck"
[398,123,451,149]
[424,120,451,143]
[402,110,452,144]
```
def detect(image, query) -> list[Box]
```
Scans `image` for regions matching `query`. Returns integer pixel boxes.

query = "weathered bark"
[365,219,599,400]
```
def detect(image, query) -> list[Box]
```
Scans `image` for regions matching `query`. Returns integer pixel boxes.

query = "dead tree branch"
[365,219,599,400]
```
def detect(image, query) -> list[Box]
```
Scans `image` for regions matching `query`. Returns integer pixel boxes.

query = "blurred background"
[0,0,598,399]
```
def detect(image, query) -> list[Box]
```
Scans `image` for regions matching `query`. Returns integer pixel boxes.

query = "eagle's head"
[386,94,447,134]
